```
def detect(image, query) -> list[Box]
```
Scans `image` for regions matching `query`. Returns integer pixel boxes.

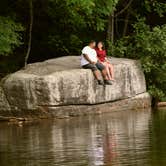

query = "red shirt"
[95,48,106,62]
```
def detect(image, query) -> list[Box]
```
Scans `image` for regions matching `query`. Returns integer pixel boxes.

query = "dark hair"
[97,41,105,50]
[89,40,96,44]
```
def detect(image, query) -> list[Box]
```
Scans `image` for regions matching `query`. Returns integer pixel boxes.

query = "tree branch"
[115,0,133,17]
[24,0,33,68]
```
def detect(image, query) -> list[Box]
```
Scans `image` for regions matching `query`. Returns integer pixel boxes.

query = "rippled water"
[0,109,166,166]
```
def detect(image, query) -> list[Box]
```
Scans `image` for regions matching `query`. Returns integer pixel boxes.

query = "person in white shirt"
[81,40,112,85]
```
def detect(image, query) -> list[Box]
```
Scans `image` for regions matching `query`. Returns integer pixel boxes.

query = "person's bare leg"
[93,70,101,80]
[93,70,104,85]
[101,68,112,85]
[102,62,109,80]
[105,63,112,80]
[101,68,108,80]
[109,64,114,80]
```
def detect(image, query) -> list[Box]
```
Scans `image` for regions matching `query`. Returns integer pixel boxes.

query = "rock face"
[0,56,151,119]
[0,85,11,111]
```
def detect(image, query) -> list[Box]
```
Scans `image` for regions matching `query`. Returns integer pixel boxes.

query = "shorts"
[82,62,105,71]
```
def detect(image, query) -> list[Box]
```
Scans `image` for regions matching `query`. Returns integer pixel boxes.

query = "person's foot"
[97,80,104,85]
[104,80,112,85]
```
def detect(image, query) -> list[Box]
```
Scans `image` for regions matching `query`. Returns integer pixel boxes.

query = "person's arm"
[96,53,101,63]
[95,49,102,63]
[104,50,110,62]
[97,57,101,63]
[83,54,96,64]
[105,57,111,63]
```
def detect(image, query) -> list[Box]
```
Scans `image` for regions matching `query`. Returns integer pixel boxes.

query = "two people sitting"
[81,40,114,85]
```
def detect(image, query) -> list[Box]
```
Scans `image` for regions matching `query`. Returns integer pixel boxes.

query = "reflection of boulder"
[0,56,151,118]
[0,109,151,165]
[87,109,151,165]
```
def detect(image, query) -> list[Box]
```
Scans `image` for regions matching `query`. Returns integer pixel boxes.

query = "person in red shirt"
[95,41,114,81]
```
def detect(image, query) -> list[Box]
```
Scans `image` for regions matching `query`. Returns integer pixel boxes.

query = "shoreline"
[158,102,166,107]
[157,102,166,110]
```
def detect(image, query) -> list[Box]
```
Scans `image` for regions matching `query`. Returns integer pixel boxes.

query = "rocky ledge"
[0,56,151,120]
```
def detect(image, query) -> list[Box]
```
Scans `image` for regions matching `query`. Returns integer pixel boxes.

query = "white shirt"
[80,46,98,66]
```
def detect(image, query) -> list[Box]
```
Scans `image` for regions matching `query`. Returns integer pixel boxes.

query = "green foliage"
[46,0,119,55]
[92,0,119,31]
[0,16,24,56]
[64,0,119,30]
[112,18,166,100]
[145,0,166,17]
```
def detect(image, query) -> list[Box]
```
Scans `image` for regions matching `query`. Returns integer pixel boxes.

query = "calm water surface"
[0,109,166,166]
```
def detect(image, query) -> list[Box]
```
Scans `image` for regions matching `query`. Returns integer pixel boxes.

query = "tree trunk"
[24,0,33,68]
[152,97,159,110]
[107,12,114,55]
[123,11,129,37]
[107,12,114,44]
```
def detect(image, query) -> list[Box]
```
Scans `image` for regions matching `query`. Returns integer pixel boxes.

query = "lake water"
[0,108,166,166]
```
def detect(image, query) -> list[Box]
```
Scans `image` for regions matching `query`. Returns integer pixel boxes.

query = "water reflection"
[0,108,164,166]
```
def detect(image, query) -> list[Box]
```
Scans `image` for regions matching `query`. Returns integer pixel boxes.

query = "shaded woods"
[0,0,166,102]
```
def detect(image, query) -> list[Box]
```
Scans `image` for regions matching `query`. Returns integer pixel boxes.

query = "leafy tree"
[0,16,23,56]
[112,18,166,102]
[46,0,119,55]
[145,0,166,17]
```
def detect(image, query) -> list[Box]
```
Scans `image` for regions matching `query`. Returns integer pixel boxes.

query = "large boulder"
[1,56,147,113]
[0,85,11,111]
